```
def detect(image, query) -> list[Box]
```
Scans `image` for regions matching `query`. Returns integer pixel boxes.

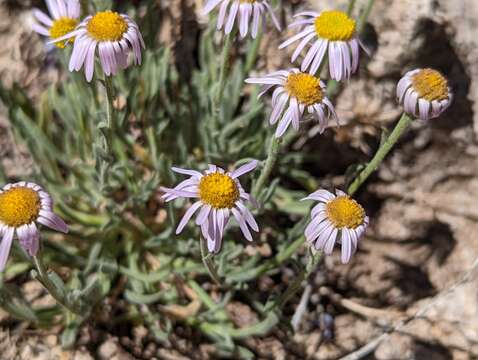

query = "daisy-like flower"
[397,68,452,121]
[0,182,68,271]
[279,10,366,81]
[203,0,281,39]
[302,189,368,264]
[161,161,259,253]
[51,10,145,82]
[245,68,338,137]
[32,0,80,48]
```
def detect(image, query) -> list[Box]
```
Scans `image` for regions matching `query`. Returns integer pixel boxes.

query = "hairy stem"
[265,251,321,312]
[215,32,233,114]
[104,76,115,133]
[200,236,222,286]
[347,0,357,15]
[80,0,89,17]
[244,32,263,76]
[252,136,282,199]
[32,256,82,315]
[347,113,413,196]
[357,0,376,33]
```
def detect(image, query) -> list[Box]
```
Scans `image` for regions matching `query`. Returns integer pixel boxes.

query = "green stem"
[357,0,376,33]
[347,113,413,196]
[32,256,81,315]
[200,236,222,286]
[265,251,321,312]
[252,136,282,199]
[104,76,115,132]
[216,32,233,112]
[226,235,305,283]
[347,0,357,15]
[244,32,263,76]
[275,269,306,309]
[80,0,89,17]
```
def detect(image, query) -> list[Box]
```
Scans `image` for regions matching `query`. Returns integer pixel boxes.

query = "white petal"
[231,160,258,178]
[231,208,252,241]
[0,227,14,271]
[37,210,68,233]
[172,167,203,178]
[176,201,202,234]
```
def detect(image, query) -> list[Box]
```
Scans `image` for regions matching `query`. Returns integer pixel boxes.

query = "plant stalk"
[32,256,82,315]
[347,113,413,196]
[200,236,222,286]
[347,0,357,15]
[357,0,376,33]
[252,136,282,199]
[265,251,321,312]
[80,0,89,17]
[244,32,263,76]
[216,32,233,113]
[104,76,115,133]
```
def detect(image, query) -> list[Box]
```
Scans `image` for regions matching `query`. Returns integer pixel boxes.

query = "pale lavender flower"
[302,189,368,264]
[32,0,80,48]
[245,68,338,137]
[203,0,281,39]
[397,68,452,121]
[161,161,259,253]
[0,182,68,271]
[51,10,145,82]
[279,10,366,81]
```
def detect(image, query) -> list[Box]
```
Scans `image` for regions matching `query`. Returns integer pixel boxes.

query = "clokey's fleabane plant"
[203,0,281,38]
[0,182,68,271]
[397,68,452,121]
[279,10,366,80]
[246,69,338,137]
[32,0,80,48]
[303,189,368,264]
[52,10,145,82]
[161,161,259,253]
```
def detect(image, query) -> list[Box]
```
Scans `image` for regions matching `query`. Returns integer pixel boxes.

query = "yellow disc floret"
[285,73,323,105]
[314,10,356,41]
[199,173,240,209]
[0,187,41,228]
[326,195,365,229]
[86,11,128,42]
[49,17,78,48]
[411,68,449,102]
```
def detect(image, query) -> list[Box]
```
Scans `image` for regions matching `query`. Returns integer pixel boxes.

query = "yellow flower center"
[0,187,41,228]
[285,73,323,105]
[326,195,365,229]
[86,11,128,42]
[49,17,78,48]
[198,173,240,209]
[314,10,356,41]
[411,68,449,101]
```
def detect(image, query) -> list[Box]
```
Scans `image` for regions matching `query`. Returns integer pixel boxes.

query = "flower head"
[245,68,338,137]
[161,161,259,253]
[203,0,281,38]
[51,10,145,82]
[32,0,80,48]
[0,182,68,271]
[279,10,366,81]
[302,189,368,264]
[397,68,452,120]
